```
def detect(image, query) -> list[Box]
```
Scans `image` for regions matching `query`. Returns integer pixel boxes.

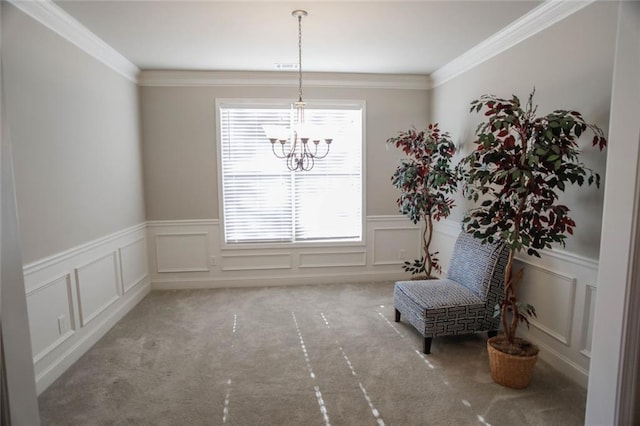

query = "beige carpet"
[39,281,586,425]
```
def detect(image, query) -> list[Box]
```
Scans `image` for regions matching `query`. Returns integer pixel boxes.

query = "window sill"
[221,239,365,252]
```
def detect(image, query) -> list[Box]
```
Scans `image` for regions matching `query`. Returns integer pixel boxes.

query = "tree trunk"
[424,214,434,277]
[502,250,515,343]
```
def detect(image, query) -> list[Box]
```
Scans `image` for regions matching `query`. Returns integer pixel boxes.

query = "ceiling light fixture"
[264,10,332,172]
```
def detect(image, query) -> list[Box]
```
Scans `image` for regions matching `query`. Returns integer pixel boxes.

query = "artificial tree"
[457,90,607,355]
[387,124,457,278]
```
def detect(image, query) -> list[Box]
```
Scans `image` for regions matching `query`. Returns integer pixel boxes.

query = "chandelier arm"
[271,142,288,159]
[283,141,294,158]
[286,152,297,171]
[312,143,331,160]
[305,142,317,164]
[300,151,314,171]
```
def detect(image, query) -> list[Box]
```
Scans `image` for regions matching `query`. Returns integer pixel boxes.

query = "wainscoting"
[147,215,422,289]
[23,216,596,393]
[23,216,420,394]
[23,223,150,394]
[432,219,598,387]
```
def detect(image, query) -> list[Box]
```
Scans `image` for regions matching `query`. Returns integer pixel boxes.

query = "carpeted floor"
[39,281,586,425]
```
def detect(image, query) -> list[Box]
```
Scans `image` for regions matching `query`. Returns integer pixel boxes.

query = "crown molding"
[9,0,594,90]
[138,70,431,90]
[8,0,139,83]
[430,0,597,88]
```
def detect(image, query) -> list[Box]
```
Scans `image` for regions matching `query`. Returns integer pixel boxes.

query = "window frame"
[215,98,367,250]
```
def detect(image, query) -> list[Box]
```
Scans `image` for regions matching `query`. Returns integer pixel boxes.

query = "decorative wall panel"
[119,237,149,293]
[25,274,75,363]
[299,251,367,268]
[22,224,150,394]
[432,219,598,387]
[75,252,120,327]
[155,232,209,272]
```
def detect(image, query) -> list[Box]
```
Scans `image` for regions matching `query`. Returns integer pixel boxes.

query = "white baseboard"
[535,336,589,388]
[24,216,597,393]
[23,223,150,394]
[34,280,150,394]
[147,216,421,290]
[151,271,408,290]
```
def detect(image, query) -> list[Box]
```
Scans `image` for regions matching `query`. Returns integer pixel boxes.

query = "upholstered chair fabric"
[393,231,509,354]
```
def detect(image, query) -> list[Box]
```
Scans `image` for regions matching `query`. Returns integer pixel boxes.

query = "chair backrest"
[447,231,509,303]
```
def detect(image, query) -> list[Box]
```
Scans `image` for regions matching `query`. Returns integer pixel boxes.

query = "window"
[218,100,363,245]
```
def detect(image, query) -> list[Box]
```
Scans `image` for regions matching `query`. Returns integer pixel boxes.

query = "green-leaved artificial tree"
[457,91,607,352]
[388,124,457,278]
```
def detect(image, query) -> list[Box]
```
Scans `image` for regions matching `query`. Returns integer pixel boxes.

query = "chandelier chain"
[265,10,332,172]
[297,14,303,103]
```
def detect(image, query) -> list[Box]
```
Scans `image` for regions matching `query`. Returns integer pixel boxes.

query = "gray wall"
[140,82,429,220]
[429,1,618,259]
[2,3,146,264]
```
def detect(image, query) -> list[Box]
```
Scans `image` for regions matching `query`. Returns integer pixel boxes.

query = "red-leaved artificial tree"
[388,124,457,278]
[457,91,607,354]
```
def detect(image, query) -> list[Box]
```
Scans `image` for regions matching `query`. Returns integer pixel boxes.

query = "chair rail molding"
[23,223,150,394]
[146,216,420,289]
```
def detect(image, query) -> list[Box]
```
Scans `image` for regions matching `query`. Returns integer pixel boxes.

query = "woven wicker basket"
[487,336,538,389]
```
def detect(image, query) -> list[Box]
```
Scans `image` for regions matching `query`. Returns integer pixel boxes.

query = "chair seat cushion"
[394,279,488,338]
[395,279,483,309]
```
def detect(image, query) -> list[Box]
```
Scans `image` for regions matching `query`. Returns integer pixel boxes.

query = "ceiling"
[54,1,542,75]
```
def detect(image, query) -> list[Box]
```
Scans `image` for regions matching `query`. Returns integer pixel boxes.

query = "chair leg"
[395,309,401,322]
[424,337,432,354]
[487,330,498,338]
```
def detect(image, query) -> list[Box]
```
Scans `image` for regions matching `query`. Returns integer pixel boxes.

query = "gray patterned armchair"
[393,231,509,354]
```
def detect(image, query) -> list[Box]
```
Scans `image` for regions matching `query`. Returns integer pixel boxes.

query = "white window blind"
[219,101,363,244]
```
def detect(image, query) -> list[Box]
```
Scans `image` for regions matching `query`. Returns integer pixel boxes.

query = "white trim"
[581,283,598,358]
[147,216,408,227]
[536,337,590,388]
[154,232,210,273]
[523,264,577,346]
[617,122,640,424]
[146,219,219,227]
[432,218,598,387]
[23,223,150,394]
[118,237,149,294]
[8,0,593,92]
[430,0,596,87]
[25,271,72,297]
[298,250,367,268]
[435,219,599,270]
[32,329,75,366]
[372,226,422,266]
[216,99,366,249]
[23,222,146,275]
[7,0,139,82]
[27,274,77,364]
[433,218,462,237]
[367,215,413,223]
[34,281,150,394]
[74,252,121,327]
[139,70,431,90]
[220,252,292,272]
[150,271,406,290]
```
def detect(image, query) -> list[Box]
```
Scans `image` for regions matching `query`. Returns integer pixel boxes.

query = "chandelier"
[264,10,332,172]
